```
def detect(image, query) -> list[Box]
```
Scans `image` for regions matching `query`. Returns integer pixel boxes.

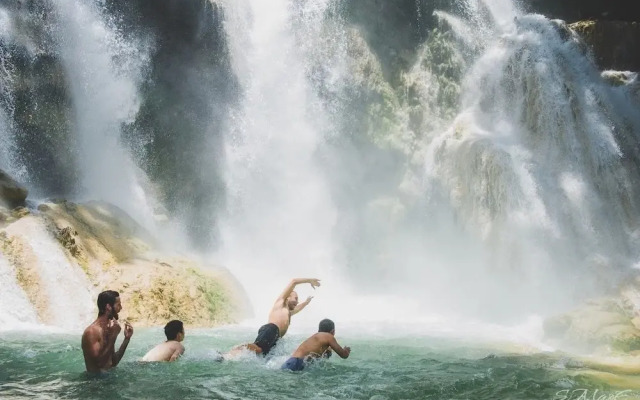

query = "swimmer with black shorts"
[226,278,320,357]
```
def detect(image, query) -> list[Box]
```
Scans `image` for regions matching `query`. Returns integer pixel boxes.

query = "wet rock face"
[0,169,28,208]
[522,0,639,22]
[103,0,238,249]
[0,200,249,328]
[571,21,640,71]
[0,1,78,198]
[2,0,237,247]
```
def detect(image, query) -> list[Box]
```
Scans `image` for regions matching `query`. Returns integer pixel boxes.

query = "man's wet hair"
[165,320,184,340]
[97,290,119,315]
[318,319,335,333]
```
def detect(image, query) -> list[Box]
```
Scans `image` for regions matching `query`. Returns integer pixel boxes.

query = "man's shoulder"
[269,302,288,317]
[271,298,286,309]
[315,332,334,342]
[82,322,101,337]
[167,341,184,350]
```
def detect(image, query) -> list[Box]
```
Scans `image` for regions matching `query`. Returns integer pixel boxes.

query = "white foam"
[12,219,95,331]
[0,251,39,328]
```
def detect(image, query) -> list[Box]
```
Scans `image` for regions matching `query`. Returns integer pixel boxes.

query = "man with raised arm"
[281,318,350,372]
[81,290,134,372]
[228,278,320,357]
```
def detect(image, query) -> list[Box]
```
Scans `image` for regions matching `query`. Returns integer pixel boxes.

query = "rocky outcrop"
[0,200,249,328]
[0,1,79,196]
[0,169,28,208]
[570,21,640,71]
[544,285,640,354]
[104,0,237,249]
[523,0,639,23]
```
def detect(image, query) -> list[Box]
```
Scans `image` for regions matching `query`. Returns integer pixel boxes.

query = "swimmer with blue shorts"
[281,319,351,372]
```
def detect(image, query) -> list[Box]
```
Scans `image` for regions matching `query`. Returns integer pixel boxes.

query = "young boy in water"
[281,319,351,372]
[142,320,185,362]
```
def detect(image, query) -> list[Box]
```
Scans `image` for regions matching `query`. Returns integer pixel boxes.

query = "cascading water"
[424,2,640,316]
[0,0,638,336]
[218,0,343,324]
[0,251,38,329]
[0,8,22,180]
[213,0,640,332]
[51,0,157,227]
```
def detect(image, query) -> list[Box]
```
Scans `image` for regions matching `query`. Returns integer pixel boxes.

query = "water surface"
[1,328,639,399]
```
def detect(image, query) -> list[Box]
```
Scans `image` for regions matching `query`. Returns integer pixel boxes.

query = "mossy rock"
[118,262,237,327]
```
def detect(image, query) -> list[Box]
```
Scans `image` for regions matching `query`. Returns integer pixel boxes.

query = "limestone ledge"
[544,282,640,355]
[0,200,249,328]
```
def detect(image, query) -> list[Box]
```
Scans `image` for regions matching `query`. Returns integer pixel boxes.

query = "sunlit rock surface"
[0,200,248,330]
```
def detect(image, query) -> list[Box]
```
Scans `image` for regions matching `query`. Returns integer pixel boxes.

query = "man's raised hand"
[124,321,134,339]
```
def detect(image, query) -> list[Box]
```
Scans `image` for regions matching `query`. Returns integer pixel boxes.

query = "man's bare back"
[142,341,185,362]
[281,319,350,372]
[292,332,350,360]
[142,320,185,362]
[268,304,294,338]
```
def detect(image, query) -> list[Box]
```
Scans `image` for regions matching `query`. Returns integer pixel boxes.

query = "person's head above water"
[318,319,335,335]
[97,290,121,320]
[165,320,185,342]
[287,290,299,310]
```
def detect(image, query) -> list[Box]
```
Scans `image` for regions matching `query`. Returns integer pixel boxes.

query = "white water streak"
[219,0,339,321]
[52,0,156,228]
[0,251,39,328]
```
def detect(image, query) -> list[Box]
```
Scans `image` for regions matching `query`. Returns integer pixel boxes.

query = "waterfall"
[0,7,22,181]
[218,0,341,319]
[212,0,640,324]
[51,0,157,227]
[425,2,640,313]
[1,0,640,330]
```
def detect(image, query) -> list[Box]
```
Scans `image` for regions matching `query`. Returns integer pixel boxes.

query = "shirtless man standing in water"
[228,278,320,357]
[81,290,134,372]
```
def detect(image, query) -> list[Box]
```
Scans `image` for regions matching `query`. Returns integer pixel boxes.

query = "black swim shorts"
[253,323,280,355]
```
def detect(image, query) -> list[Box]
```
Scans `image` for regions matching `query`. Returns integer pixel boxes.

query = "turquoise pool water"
[1,328,638,399]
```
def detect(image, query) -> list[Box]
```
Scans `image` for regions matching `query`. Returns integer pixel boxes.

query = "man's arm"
[291,296,313,315]
[112,322,133,366]
[277,278,321,303]
[327,335,351,359]
[169,344,185,362]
